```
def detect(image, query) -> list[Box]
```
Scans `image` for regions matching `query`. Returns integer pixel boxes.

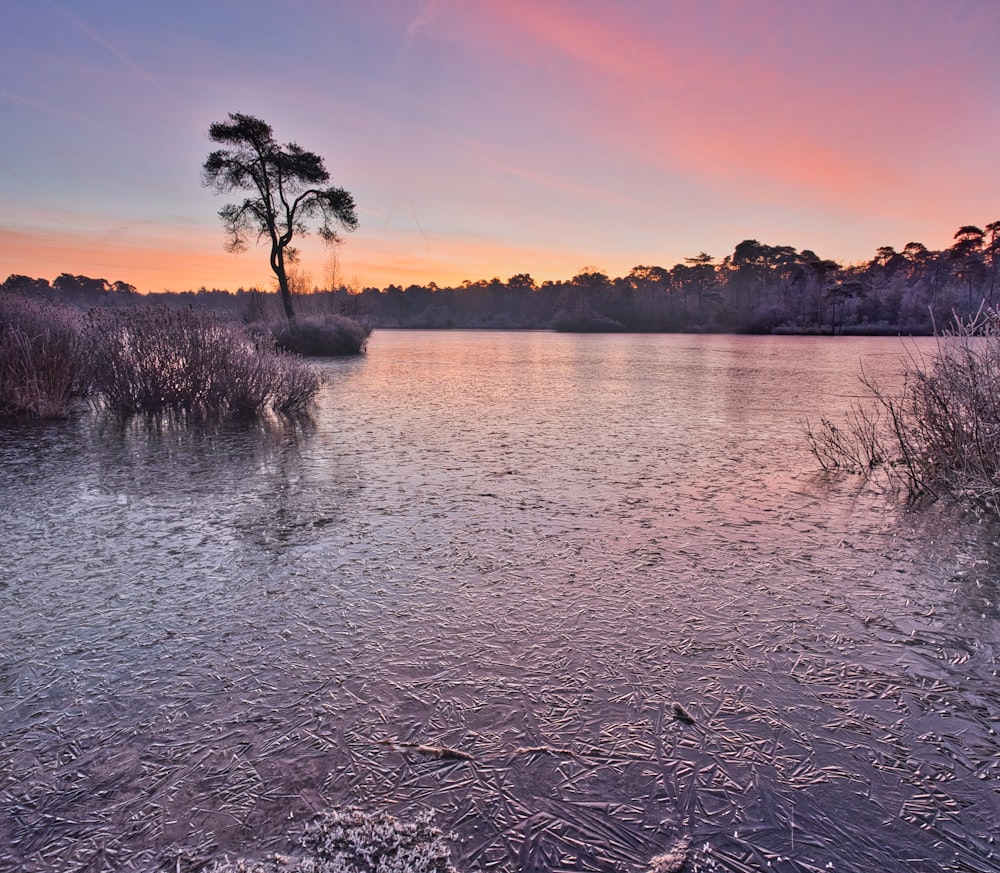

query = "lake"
[1,330,998,873]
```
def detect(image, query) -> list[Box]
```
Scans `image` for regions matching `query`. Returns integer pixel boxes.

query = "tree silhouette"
[730,239,773,315]
[203,113,358,322]
[985,221,1000,305]
[950,225,986,310]
[676,253,717,319]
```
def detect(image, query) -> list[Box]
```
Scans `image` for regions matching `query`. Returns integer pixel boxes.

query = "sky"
[1,1,999,293]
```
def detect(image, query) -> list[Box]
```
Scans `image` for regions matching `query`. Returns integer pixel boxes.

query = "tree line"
[4,221,998,335]
[347,224,998,334]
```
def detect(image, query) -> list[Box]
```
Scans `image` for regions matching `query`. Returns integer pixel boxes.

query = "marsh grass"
[806,308,1000,514]
[0,295,85,418]
[85,306,320,417]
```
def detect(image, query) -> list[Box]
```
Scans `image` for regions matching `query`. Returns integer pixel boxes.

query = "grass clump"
[270,314,372,357]
[85,305,320,417]
[208,807,459,873]
[806,308,1000,514]
[0,294,85,418]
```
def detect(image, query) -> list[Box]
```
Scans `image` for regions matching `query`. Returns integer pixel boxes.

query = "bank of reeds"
[0,295,85,418]
[85,306,320,417]
[806,309,1000,514]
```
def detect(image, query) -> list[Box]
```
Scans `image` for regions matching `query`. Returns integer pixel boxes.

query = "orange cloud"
[0,225,272,292]
[340,231,604,289]
[0,218,602,293]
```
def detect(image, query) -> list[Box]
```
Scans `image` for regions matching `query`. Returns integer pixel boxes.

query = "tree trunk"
[271,244,296,322]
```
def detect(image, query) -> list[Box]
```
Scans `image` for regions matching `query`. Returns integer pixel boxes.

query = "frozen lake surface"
[1,331,998,872]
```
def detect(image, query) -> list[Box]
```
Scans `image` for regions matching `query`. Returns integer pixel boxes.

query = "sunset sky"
[2,1,998,293]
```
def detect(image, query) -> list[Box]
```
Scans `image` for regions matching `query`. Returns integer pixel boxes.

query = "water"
[1,331,998,873]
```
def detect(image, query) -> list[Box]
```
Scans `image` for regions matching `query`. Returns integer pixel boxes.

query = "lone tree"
[203,112,358,322]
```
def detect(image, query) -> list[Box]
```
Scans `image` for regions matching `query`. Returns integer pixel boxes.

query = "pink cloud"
[421,0,999,212]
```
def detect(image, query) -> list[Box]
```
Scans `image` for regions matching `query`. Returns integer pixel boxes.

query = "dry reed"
[0,295,85,418]
[806,307,1000,514]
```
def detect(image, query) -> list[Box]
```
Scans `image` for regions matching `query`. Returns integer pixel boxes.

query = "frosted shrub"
[272,314,372,356]
[84,305,319,417]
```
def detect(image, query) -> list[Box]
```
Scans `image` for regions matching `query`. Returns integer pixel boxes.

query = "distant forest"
[5,222,999,335]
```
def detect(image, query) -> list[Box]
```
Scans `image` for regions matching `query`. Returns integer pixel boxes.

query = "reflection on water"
[1,332,998,873]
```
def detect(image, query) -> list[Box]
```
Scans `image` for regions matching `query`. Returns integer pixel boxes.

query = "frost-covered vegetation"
[208,807,459,873]
[0,297,320,419]
[86,306,320,417]
[807,308,1000,515]
[267,314,371,357]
